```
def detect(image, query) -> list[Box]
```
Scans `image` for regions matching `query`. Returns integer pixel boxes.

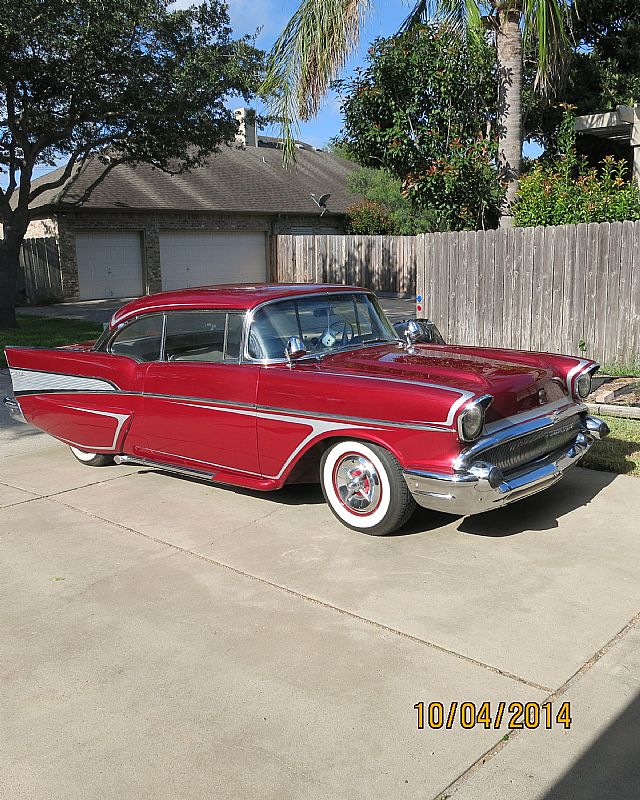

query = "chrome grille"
[479,415,584,473]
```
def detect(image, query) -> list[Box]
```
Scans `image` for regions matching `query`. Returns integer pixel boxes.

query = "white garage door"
[76,232,144,300]
[159,231,267,291]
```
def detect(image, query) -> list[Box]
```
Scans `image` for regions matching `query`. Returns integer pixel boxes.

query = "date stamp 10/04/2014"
[414,701,572,731]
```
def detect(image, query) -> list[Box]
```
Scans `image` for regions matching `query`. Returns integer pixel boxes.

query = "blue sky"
[217,0,408,148]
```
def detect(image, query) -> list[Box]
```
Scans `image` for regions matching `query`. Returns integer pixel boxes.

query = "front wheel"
[69,446,115,467]
[320,441,416,535]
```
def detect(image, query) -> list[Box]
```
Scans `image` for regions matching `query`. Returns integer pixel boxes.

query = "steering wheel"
[322,321,354,348]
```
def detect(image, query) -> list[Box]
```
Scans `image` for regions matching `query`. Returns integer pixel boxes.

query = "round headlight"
[459,403,484,441]
[576,372,592,400]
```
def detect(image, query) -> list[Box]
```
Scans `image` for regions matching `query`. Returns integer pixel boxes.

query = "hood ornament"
[403,320,421,354]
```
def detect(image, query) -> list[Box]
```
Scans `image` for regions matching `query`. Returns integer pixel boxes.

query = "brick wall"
[43,209,343,301]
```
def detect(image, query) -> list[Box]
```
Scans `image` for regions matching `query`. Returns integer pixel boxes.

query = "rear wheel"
[320,440,416,535]
[69,446,115,467]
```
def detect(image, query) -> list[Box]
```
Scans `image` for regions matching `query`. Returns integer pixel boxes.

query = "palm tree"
[262,0,570,223]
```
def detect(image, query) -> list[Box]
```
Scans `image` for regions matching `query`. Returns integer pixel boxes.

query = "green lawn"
[582,415,640,477]
[1,315,103,367]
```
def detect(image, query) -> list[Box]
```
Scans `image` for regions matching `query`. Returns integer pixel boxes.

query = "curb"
[586,403,640,420]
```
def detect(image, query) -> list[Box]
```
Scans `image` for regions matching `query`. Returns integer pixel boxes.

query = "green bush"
[346,167,439,234]
[344,200,395,234]
[514,110,640,227]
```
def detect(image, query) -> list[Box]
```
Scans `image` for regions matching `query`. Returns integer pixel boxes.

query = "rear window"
[109,315,163,362]
[164,311,244,363]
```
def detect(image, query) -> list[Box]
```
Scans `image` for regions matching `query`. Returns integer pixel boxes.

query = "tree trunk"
[0,226,24,328]
[496,4,523,226]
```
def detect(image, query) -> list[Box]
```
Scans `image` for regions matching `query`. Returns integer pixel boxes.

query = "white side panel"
[76,232,144,300]
[10,369,117,394]
[159,231,267,290]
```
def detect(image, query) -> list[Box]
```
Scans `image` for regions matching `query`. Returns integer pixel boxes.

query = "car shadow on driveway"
[135,465,618,537]
[136,468,329,507]
[455,468,618,538]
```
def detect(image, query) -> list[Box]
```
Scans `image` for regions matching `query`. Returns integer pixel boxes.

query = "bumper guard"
[3,396,26,424]
[403,414,609,516]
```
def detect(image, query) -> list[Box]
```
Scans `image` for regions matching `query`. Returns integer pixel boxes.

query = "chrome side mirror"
[404,319,421,351]
[285,336,307,364]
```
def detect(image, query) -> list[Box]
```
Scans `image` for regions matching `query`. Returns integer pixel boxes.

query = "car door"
[137,309,260,475]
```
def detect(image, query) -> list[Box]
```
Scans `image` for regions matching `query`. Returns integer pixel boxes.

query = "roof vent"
[234,108,257,148]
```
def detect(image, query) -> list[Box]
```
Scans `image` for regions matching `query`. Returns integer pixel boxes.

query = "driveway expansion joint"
[0,469,136,506]
[50,495,552,694]
[430,608,640,800]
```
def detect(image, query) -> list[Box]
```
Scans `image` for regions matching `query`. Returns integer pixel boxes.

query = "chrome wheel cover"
[332,454,382,515]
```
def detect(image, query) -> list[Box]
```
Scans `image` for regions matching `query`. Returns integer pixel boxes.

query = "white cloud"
[169,0,286,42]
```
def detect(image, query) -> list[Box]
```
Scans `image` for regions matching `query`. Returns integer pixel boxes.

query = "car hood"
[319,343,568,420]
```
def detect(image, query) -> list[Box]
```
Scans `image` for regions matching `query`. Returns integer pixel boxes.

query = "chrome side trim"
[256,404,451,432]
[115,454,216,480]
[7,386,455,434]
[3,396,26,423]
[53,405,131,452]
[149,394,453,433]
[313,371,474,426]
[146,404,372,480]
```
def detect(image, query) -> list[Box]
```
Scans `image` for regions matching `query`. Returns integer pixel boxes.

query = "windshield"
[247,292,399,360]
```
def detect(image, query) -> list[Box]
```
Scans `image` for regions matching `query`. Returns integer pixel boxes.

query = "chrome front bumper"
[404,414,609,516]
[3,396,26,424]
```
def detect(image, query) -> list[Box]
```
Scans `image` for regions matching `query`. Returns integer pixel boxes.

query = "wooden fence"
[273,234,417,296]
[273,221,640,365]
[19,237,63,304]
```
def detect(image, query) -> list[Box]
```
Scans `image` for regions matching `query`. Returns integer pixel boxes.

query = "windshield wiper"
[360,337,394,346]
[314,338,394,359]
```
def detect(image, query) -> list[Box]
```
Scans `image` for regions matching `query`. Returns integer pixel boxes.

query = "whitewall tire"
[320,440,416,536]
[69,447,115,467]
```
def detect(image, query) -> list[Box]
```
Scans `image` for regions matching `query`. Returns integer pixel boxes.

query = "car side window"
[164,311,243,363]
[109,314,163,362]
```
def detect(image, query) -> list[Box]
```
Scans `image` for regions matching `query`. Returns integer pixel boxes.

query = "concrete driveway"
[2,426,640,799]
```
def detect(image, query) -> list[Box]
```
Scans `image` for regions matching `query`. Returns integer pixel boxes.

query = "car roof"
[110,283,367,326]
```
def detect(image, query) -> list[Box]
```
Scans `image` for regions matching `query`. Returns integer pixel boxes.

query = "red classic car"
[4,284,609,535]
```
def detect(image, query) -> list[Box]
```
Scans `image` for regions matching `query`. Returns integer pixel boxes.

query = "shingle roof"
[30,138,358,217]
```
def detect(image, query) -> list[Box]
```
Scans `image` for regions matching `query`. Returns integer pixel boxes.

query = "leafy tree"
[525,1,640,149]
[346,166,439,234]
[337,26,501,231]
[514,110,640,225]
[0,0,262,327]
[262,0,572,223]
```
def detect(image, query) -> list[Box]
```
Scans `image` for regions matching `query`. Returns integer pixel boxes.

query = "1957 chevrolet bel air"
[4,284,609,535]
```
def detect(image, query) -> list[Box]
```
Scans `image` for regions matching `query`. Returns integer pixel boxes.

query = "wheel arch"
[281,429,405,486]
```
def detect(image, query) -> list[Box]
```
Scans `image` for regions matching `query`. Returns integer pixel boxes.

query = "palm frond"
[260,0,371,163]
[401,0,488,50]
[522,0,570,94]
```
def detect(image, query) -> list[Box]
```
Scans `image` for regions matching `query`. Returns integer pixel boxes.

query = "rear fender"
[4,346,144,453]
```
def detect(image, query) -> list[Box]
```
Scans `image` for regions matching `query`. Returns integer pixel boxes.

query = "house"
[22,109,358,303]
